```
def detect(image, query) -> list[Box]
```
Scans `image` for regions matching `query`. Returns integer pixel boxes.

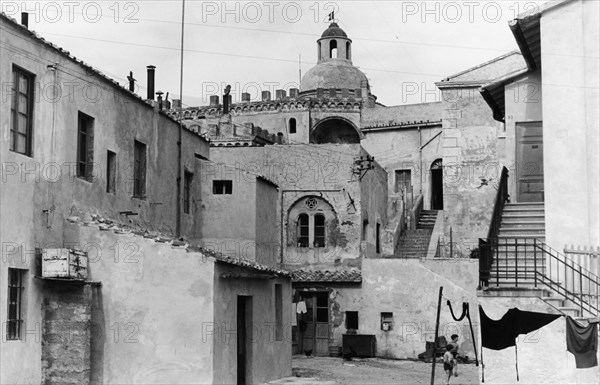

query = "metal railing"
[478,166,509,288]
[479,236,600,317]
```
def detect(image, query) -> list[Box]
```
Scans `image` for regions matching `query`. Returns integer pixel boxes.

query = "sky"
[2,0,547,107]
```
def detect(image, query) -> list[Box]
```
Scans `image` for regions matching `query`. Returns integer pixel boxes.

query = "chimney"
[329,88,337,98]
[241,92,251,102]
[355,88,362,98]
[127,71,136,92]
[156,91,164,110]
[21,12,28,28]
[275,89,286,100]
[223,94,231,114]
[209,95,219,106]
[289,88,299,99]
[172,99,182,109]
[146,65,156,100]
[277,132,284,144]
[316,88,324,98]
[261,91,271,102]
[163,92,171,110]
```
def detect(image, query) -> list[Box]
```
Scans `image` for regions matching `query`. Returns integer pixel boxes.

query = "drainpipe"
[279,189,342,265]
[418,126,422,195]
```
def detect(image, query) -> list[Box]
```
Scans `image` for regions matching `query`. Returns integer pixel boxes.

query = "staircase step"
[500,222,545,229]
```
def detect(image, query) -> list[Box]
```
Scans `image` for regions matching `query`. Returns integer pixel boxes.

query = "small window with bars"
[6,268,26,340]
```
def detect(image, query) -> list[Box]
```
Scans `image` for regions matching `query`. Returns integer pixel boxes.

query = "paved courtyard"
[265,356,480,385]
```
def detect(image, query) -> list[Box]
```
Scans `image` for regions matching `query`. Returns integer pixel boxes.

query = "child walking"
[443,344,454,385]
[449,334,459,377]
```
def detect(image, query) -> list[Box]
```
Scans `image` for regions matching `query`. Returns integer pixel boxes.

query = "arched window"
[314,214,325,248]
[330,40,337,59]
[318,42,322,60]
[289,118,297,134]
[346,41,351,60]
[297,214,309,247]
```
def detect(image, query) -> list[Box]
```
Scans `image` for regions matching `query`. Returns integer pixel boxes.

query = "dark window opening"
[314,214,325,248]
[329,40,337,59]
[133,140,147,198]
[297,213,309,247]
[10,66,34,156]
[289,118,297,134]
[77,112,94,180]
[381,312,394,331]
[7,268,25,340]
[212,180,232,195]
[275,284,283,341]
[316,292,328,322]
[362,219,368,241]
[346,41,351,60]
[376,222,381,254]
[346,311,359,330]
[318,42,322,60]
[184,171,193,214]
[106,150,116,193]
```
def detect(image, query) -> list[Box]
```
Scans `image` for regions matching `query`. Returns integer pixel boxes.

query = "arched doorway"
[310,118,360,144]
[431,159,444,210]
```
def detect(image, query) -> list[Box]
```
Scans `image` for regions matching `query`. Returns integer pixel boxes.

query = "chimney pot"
[146,65,156,100]
[261,91,271,102]
[241,92,251,102]
[21,12,28,28]
[289,88,299,99]
[275,89,286,100]
[209,95,219,106]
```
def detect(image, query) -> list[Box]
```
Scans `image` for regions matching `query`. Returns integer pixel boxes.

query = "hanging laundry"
[479,306,561,350]
[566,316,598,368]
[296,301,307,314]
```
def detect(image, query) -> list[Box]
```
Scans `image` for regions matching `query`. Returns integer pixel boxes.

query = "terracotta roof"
[292,268,362,283]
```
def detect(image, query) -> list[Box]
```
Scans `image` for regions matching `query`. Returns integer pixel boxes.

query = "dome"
[300,60,369,92]
[320,22,348,38]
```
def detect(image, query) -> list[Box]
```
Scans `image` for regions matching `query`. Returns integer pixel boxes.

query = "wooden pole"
[430,286,443,385]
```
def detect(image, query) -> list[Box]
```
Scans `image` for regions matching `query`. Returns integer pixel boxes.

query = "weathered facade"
[0,12,292,384]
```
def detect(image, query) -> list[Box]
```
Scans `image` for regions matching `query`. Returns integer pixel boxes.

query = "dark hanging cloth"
[566,316,598,368]
[479,306,561,350]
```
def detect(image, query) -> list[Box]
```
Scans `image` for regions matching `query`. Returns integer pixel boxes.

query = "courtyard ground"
[265,355,480,385]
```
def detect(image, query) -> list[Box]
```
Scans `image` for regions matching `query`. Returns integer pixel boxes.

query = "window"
[314,214,325,248]
[184,171,193,214]
[346,41,351,60]
[106,151,116,193]
[275,284,283,341]
[10,66,34,156]
[289,118,297,134]
[376,222,381,254]
[316,292,328,322]
[346,311,358,330]
[297,214,309,247]
[133,140,147,198]
[6,268,25,340]
[394,170,412,194]
[329,40,337,59]
[212,180,232,195]
[318,42,322,60]
[77,112,94,180]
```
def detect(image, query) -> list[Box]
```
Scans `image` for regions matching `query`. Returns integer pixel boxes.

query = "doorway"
[237,296,252,385]
[299,292,329,356]
[431,159,444,210]
[516,122,544,202]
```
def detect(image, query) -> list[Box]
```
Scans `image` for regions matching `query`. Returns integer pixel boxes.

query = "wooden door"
[516,122,544,202]
[300,292,330,356]
[431,159,443,210]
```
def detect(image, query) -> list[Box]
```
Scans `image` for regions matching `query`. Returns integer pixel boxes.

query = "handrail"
[478,166,509,288]
[534,240,600,281]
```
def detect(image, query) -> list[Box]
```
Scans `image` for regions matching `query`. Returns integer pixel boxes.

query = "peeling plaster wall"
[329,259,480,359]
[63,222,215,384]
[541,0,600,251]
[208,144,377,269]
[255,179,279,266]
[359,147,389,257]
[0,20,209,384]
[440,87,503,256]
[478,296,599,385]
[212,263,292,384]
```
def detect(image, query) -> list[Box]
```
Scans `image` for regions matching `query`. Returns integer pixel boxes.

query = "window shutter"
[86,122,94,181]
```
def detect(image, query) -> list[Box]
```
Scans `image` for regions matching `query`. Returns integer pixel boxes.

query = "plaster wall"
[361,102,442,127]
[503,71,544,201]
[540,0,600,251]
[478,296,599,384]
[329,259,480,359]
[208,144,376,269]
[359,147,389,257]
[361,125,443,211]
[0,19,208,384]
[64,222,215,384]
[212,263,292,384]
[255,178,279,266]
[440,87,503,256]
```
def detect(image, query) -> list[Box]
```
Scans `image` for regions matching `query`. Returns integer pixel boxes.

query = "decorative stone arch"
[310,116,362,144]
[287,196,337,248]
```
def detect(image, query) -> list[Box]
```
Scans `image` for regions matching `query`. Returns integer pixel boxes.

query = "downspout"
[176,0,186,237]
[418,126,422,195]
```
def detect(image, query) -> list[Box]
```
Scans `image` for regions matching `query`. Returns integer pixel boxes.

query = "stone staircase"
[394,210,437,258]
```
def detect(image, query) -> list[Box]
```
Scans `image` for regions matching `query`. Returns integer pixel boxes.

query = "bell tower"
[317,22,352,64]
